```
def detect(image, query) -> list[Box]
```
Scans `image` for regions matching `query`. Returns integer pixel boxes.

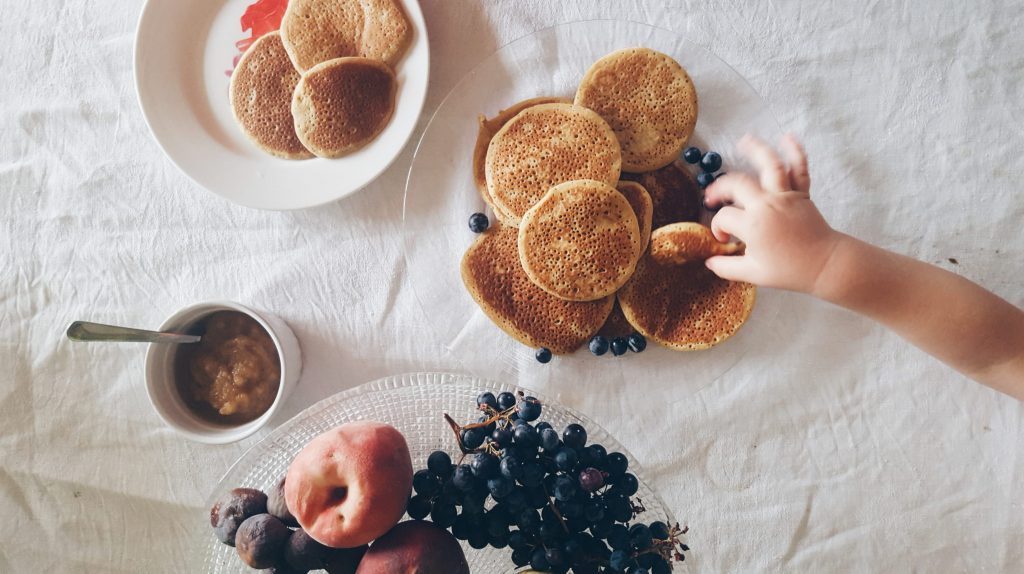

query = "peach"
[355,520,469,574]
[285,421,412,548]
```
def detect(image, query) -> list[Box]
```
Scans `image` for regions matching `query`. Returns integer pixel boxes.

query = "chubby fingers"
[704,254,752,283]
[738,134,789,192]
[709,205,747,244]
[703,173,763,209]
[781,134,810,193]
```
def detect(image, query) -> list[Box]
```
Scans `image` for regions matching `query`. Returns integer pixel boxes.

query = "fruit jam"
[228,0,289,75]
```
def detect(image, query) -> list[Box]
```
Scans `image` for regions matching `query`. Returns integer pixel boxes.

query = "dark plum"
[210,487,268,546]
[235,513,290,569]
[283,528,332,570]
[266,477,298,527]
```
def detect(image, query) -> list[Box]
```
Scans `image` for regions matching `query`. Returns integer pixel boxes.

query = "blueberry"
[427,450,453,478]
[497,392,517,410]
[683,146,702,164]
[696,171,715,188]
[610,337,629,356]
[589,335,610,356]
[627,333,647,353]
[701,151,722,173]
[468,212,489,233]
[535,347,552,363]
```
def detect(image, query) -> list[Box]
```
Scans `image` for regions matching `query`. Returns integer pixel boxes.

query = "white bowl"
[145,301,302,443]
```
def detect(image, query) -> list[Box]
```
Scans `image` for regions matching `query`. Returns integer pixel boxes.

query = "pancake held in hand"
[649,222,743,266]
[229,32,313,160]
[518,180,641,301]
[472,97,571,224]
[615,181,654,253]
[280,0,411,71]
[619,253,756,351]
[575,47,698,172]
[461,225,614,354]
[485,103,621,225]
[292,57,397,158]
[622,161,702,228]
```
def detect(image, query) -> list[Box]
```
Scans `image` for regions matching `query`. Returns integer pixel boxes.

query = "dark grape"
[429,504,457,528]
[538,522,563,544]
[452,464,475,491]
[540,428,560,451]
[583,500,606,523]
[530,547,550,570]
[553,476,577,502]
[518,509,541,532]
[462,427,486,449]
[605,452,629,476]
[520,461,545,487]
[497,392,517,410]
[525,486,549,509]
[563,424,588,450]
[427,450,452,478]
[468,528,489,549]
[476,391,498,410]
[584,444,608,468]
[610,549,636,572]
[554,447,578,471]
[488,476,514,498]
[471,453,499,479]
[489,528,510,549]
[491,426,513,448]
[509,530,530,549]
[406,494,431,520]
[607,524,630,549]
[500,455,523,480]
[651,556,672,574]
[546,546,567,567]
[517,397,542,421]
[511,546,533,566]
[451,515,470,540]
[606,493,634,523]
[649,521,670,540]
[412,469,441,496]
[629,523,653,550]
[613,473,639,496]
[513,424,540,449]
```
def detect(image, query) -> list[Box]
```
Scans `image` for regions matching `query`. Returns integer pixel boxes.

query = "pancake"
[229,32,313,160]
[575,47,698,173]
[597,301,636,339]
[485,103,621,225]
[280,0,412,72]
[622,160,702,229]
[472,97,571,225]
[615,181,654,253]
[292,57,397,158]
[518,180,641,302]
[649,222,743,266]
[461,225,614,354]
[618,254,756,351]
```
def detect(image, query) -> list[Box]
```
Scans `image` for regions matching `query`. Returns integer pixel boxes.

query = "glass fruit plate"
[199,372,680,573]
[402,20,785,395]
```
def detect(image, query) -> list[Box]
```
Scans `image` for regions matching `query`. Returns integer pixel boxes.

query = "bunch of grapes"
[406,391,689,573]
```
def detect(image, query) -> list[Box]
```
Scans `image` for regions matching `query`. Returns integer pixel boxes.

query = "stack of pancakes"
[228,0,411,160]
[462,48,756,355]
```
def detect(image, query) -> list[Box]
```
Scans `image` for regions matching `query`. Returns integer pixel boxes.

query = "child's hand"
[703,134,842,295]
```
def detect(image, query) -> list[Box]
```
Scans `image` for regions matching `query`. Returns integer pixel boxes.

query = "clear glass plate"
[403,20,784,394]
[198,372,679,572]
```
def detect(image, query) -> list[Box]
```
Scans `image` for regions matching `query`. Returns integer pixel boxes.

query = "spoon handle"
[66,321,201,344]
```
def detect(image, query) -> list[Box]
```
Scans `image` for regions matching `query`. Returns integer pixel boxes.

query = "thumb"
[705,255,752,282]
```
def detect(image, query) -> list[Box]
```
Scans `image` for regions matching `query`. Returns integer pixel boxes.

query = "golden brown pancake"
[575,47,698,173]
[619,254,756,351]
[472,97,571,225]
[292,57,396,158]
[649,222,743,266]
[229,32,313,160]
[518,180,641,302]
[461,225,614,354]
[280,0,412,72]
[622,160,702,229]
[615,181,654,253]
[485,103,621,225]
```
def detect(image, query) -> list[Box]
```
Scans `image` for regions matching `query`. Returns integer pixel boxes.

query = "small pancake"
[619,254,756,351]
[649,222,743,266]
[485,103,621,225]
[575,47,698,173]
[615,181,654,253]
[622,161,702,229]
[518,180,641,302]
[280,0,412,71]
[292,57,396,158]
[229,32,313,160]
[597,301,636,339]
[461,225,614,354]
[473,97,571,225]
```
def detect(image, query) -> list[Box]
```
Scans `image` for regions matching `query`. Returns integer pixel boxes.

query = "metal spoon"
[66,321,201,344]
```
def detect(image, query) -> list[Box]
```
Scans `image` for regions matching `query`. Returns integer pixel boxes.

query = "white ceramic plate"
[198,372,682,572]
[403,20,784,396]
[134,0,429,210]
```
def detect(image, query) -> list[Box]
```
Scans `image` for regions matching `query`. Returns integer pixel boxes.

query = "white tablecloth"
[2,1,1023,572]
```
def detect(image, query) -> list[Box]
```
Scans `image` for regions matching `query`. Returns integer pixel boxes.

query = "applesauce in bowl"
[174,311,281,425]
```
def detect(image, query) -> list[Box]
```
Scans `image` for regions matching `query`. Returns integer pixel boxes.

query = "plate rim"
[133,0,431,211]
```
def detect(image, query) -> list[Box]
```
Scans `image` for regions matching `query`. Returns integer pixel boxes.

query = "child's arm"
[704,135,1024,399]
